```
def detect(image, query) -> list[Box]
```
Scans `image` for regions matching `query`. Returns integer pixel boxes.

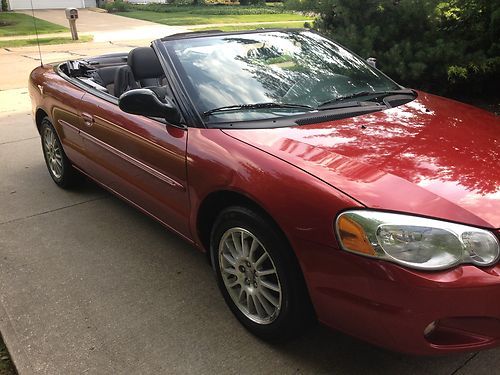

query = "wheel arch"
[35,108,49,133]
[197,189,317,320]
[197,190,277,256]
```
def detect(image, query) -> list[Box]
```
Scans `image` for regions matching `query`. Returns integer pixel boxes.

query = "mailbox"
[65,8,79,40]
[65,8,78,20]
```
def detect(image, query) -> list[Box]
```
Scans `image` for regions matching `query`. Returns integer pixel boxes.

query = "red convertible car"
[29,29,500,355]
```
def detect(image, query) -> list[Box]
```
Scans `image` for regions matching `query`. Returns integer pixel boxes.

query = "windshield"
[164,30,401,123]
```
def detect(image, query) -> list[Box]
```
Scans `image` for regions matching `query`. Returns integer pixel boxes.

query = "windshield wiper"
[202,102,315,118]
[318,89,415,109]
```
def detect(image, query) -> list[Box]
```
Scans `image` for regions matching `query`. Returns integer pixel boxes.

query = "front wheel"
[40,117,81,188]
[211,206,314,341]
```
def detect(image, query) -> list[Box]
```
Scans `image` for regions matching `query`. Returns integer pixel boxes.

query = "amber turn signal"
[337,215,376,255]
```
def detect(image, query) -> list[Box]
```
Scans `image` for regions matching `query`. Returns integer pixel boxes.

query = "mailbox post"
[65,8,79,40]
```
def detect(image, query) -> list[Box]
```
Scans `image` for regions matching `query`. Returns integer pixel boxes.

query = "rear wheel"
[40,117,81,188]
[211,206,314,341]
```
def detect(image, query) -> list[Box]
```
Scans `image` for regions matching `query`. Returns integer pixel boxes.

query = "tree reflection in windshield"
[166,30,400,122]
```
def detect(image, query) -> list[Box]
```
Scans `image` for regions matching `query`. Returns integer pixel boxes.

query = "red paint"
[30,64,500,355]
[224,92,500,229]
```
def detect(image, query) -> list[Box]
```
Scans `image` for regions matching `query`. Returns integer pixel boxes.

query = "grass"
[113,4,310,26]
[194,21,311,32]
[0,12,67,37]
[119,10,309,26]
[0,35,93,48]
[0,335,15,375]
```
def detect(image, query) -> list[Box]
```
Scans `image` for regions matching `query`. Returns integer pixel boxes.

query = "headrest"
[127,47,164,80]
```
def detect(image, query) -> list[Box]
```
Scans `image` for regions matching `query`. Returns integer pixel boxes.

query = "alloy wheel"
[218,227,282,325]
[42,126,63,180]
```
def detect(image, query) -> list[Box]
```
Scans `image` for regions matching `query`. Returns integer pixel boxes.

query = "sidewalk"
[0,39,150,90]
[0,32,93,41]
[18,9,187,42]
[0,19,309,42]
[0,10,190,91]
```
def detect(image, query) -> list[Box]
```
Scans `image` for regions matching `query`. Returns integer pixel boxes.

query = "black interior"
[61,46,167,99]
[114,47,167,97]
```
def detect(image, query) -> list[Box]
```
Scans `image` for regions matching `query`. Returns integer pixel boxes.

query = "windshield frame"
[158,28,407,129]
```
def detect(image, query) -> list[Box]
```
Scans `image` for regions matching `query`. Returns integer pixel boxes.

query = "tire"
[210,206,314,341]
[40,117,81,188]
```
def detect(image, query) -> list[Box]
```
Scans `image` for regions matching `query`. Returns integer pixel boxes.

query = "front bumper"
[297,239,500,355]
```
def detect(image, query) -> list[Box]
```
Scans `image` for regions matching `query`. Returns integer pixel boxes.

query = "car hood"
[223,92,500,229]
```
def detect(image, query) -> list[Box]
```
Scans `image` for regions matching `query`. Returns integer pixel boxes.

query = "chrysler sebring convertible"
[28,29,500,355]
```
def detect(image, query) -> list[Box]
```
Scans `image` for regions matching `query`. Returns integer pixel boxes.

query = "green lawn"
[0,35,93,48]
[116,4,310,26]
[194,21,311,32]
[119,10,309,26]
[0,12,67,37]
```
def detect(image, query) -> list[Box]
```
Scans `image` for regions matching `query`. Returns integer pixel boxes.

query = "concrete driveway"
[19,9,187,42]
[0,39,499,375]
[0,40,148,91]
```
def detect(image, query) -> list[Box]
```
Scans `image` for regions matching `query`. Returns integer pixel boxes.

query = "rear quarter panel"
[29,65,87,165]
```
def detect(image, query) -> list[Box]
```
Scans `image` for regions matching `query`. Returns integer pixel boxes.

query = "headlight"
[335,210,500,270]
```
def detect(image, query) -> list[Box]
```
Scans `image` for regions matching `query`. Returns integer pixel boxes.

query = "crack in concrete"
[0,137,39,146]
[450,352,479,375]
[0,196,108,226]
[109,41,138,48]
[18,54,41,61]
[66,51,87,57]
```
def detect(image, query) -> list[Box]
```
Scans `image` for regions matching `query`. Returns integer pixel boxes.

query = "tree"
[284,0,500,97]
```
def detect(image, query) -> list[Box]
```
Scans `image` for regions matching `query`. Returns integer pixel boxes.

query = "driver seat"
[114,47,165,97]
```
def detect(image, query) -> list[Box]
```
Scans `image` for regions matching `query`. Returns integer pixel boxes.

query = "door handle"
[82,112,94,127]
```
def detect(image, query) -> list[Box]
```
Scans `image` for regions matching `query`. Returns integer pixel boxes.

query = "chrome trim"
[57,119,79,133]
[57,118,185,191]
[80,130,185,191]
[94,115,182,160]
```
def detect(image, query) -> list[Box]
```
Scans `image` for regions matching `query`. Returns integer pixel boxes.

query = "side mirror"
[118,88,181,125]
[366,57,377,68]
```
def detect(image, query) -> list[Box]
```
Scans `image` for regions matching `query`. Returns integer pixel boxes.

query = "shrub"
[2,0,8,11]
[240,0,265,5]
[173,0,205,5]
[284,0,500,98]
[447,57,500,97]
[104,0,129,13]
[129,3,283,14]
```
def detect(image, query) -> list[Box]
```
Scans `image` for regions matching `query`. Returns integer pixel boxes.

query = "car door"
[77,92,191,239]
[49,76,87,168]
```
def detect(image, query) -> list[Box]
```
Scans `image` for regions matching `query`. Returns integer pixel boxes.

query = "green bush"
[129,3,283,15]
[283,0,318,12]
[172,0,205,5]
[1,0,8,11]
[240,0,265,5]
[284,0,500,98]
[447,57,500,96]
[105,0,129,13]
